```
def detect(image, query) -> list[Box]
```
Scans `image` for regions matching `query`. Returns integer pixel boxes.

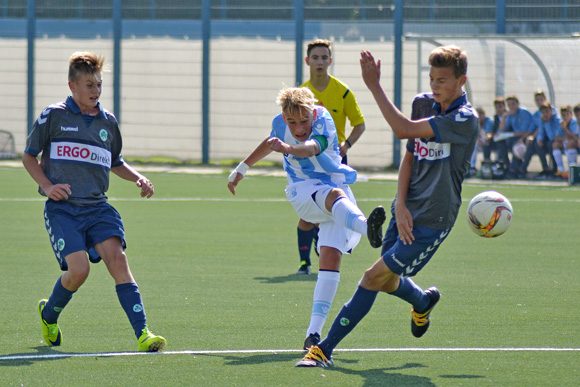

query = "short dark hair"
[306,39,332,58]
[428,45,467,78]
[506,95,519,104]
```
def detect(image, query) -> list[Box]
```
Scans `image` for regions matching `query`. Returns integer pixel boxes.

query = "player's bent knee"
[65,265,90,288]
[361,262,399,292]
[324,189,347,211]
[112,251,129,265]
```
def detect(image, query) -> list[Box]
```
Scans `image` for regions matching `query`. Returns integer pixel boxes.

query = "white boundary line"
[2,197,580,203]
[1,347,578,361]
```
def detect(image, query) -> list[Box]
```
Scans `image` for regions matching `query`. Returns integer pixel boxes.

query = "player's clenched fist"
[267,137,291,154]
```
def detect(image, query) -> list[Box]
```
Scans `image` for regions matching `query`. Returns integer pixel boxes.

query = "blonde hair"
[276,87,317,119]
[68,52,105,82]
[560,105,572,114]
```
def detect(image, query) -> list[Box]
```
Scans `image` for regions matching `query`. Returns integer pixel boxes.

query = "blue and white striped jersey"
[270,106,357,187]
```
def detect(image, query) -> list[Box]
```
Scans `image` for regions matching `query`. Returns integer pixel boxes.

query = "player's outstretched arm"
[267,137,320,158]
[111,163,154,198]
[228,137,273,195]
[22,152,72,201]
[360,50,433,140]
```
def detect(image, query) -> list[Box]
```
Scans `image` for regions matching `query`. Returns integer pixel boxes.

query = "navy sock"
[43,277,75,324]
[297,227,315,266]
[116,283,147,338]
[319,285,378,357]
[390,277,429,313]
[312,225,320,253]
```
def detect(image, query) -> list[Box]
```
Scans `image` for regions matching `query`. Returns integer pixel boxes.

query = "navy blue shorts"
[43,200,126,271]
[381,207,450,277]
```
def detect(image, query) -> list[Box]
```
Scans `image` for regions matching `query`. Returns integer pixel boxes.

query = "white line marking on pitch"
[1,347,578,361]
[2,197,580,203]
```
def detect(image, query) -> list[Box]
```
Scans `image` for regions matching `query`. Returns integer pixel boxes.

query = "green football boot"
[38,299,62,346]
[137,328,167,352]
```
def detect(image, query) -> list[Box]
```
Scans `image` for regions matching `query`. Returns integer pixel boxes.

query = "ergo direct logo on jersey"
[51,141,112,168]
[413,139,451,161]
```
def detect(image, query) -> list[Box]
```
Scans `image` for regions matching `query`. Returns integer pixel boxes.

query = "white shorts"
[285,180,361,254]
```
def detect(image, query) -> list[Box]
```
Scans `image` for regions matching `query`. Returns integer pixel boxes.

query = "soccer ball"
[512,142,527,160]
[466,191,513,237]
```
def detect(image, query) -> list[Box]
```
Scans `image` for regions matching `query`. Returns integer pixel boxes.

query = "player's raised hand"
[136,177,154,198]
[360,50,381,92]
[44,183,72,201]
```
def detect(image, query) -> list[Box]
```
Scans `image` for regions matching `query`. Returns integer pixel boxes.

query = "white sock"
[331,197,367,235]
[553,149,565,172]
[306,270,340,336]
[566,148,578,167]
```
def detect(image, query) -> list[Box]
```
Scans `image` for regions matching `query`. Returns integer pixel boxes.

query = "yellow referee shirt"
[302,75,365,143]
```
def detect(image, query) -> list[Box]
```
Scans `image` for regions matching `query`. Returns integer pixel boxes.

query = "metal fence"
[4,1,580,22]
[1,1,580,169]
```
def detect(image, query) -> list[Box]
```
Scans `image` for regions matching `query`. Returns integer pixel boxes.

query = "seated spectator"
[531,90,558,174]
[573,104,580,129]
[552,105,580,179]
[492,97,512,166]
[501,95,537,179]
[468,107,494,177]
[533,102,562,178]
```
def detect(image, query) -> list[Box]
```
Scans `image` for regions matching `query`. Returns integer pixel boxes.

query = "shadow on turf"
[254,273,318,284]
[198,353,484,385]
[331,363,436,386]
[0,346,70,366]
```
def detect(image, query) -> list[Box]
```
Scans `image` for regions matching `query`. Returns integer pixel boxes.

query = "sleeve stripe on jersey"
[311,135,328,155]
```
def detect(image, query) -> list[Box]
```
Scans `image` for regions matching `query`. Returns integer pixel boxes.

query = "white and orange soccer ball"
[466,191,513,238]
[512,142,527,160]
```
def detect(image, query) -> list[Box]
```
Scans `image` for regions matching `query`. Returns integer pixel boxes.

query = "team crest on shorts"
[57,238,65,251]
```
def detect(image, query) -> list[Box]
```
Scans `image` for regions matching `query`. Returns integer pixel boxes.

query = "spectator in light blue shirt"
[502,95,544,179]
[510,101,557,180]
[531,90,558,133]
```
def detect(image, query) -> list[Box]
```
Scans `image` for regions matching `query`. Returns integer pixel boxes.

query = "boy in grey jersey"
[23,52,166,352]
[297,45,478,368]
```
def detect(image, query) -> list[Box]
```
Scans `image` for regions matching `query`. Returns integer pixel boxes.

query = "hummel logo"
[455,107,473,122]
